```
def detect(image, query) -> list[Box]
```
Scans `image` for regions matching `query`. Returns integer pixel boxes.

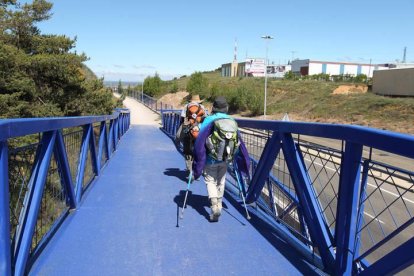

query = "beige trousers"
[204,162,227,199]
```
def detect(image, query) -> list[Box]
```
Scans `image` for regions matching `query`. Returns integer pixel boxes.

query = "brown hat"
[190,94,203,103]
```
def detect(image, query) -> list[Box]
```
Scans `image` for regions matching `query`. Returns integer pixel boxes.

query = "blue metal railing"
[160,110,414,275]
[122,89,174,112]
[0,109,130,276]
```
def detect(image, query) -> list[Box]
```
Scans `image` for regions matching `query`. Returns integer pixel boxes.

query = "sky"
[36,0,414,82]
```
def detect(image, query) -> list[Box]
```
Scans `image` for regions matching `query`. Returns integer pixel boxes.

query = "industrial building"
[290,59,390,78]
[373,67,414,96]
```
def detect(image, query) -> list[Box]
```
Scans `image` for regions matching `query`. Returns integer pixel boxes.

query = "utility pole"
[261,35,274,119]
[291,51,297,62]
[402,46,407,63]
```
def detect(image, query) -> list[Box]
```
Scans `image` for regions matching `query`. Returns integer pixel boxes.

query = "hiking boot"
[210,212,220,222]
[209,197,221,222]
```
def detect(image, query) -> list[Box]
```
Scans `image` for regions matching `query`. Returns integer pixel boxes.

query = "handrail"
[1,109,130,276]
[160,109,414,275]
[0,109,129,140]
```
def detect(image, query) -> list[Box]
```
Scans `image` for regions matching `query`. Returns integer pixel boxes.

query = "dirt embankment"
[157,91,188,109]
[333,84,368,95]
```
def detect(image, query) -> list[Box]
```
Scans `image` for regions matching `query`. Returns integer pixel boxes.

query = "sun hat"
[190,94,203,103]
[212,96,228,113]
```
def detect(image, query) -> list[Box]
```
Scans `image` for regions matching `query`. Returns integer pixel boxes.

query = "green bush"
[170,81,179,93]
[143,74,162,97]
[186,72,209,98]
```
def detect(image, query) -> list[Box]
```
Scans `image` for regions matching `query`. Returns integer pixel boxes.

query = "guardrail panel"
[1,109,130,275]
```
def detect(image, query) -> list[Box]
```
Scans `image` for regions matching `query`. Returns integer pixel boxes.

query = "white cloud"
[132,65,156,70]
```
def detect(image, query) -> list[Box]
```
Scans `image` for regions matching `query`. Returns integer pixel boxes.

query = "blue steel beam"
[14,131,56,276]
[246,132,282,203]
[75,125,92,204]
[359,237,414,275]
[0,110,129,141]
[114,118,119,150]
[88,126,99,176]
[0,114,116,140]
[97,121,109,172]
[280,132,335,271]
[353,160,370,263]
[54,130,77,209]
[235,119,414,159]
[334,141,363,275]
[109,119,115,153]
[0,141,11,276]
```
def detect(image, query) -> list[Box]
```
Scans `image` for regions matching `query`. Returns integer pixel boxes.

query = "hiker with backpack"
[175,94,206,178]
[192,96,250,222]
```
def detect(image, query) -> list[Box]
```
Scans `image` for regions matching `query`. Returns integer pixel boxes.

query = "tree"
[143,73,161,97]
[186,71,209,98]
[0,0,117,118]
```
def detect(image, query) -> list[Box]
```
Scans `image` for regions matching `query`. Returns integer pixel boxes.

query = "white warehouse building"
[291,59,389,78]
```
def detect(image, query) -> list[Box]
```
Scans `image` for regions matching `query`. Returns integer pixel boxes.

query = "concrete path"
[114,93,161,126]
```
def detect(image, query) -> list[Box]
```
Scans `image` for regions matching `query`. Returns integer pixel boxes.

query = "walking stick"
[234,164,251,220]
[180,170,193,219]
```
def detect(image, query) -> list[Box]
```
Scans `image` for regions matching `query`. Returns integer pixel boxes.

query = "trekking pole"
[180,170,193,219]
[233,165,251,220]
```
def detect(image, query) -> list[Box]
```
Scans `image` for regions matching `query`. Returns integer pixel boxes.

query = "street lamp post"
[261,35,273,119]
[141,78,144,103]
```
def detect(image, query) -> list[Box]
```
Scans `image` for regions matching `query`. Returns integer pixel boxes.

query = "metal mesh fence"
[239,127,414,271]
[8,126,103,254]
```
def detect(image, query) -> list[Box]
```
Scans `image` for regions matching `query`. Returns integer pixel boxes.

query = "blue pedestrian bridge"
[1,96,414,276]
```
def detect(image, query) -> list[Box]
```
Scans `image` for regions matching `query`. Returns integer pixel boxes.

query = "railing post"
[88,125,99,177]
[98,121,109,167]
[75,125,91,204]
[280,132,335,271]
[353,159,370,266]
[335,141,363,275]
[14,131,57,276]
[108,119,114,153]
[54,131,77,209]
[0,141,11,276]
[246,132,281,203]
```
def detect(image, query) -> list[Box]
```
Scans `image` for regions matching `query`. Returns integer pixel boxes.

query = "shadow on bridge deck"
[29,125,322,275]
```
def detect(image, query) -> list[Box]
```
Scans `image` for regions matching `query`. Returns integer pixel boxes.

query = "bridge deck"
[29,125,321,275]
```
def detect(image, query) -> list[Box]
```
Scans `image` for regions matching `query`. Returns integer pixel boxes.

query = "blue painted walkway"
[29,125,321,275]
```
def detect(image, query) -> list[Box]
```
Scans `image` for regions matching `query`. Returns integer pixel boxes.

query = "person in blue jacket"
[192,96,250,222]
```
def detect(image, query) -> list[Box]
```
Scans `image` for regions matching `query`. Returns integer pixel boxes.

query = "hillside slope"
[159,72,414,134]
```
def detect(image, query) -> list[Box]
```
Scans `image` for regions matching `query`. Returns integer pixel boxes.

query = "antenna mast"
[234,38,238,62]
[402,46,407,63]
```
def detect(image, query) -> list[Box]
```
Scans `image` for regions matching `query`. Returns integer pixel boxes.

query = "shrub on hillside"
[143,74,162,97]
[186,72,209,98]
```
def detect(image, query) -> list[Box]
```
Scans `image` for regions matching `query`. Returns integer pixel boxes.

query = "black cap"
[212,96,228,113]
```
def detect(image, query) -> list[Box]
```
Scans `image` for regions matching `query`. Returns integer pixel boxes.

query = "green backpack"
[206,118,240,162]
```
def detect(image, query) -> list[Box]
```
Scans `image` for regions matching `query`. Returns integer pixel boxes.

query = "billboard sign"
[267,65,291,78]
[245,58,265,77]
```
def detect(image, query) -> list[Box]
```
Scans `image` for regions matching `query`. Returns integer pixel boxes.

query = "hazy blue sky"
[37,0,414,82]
